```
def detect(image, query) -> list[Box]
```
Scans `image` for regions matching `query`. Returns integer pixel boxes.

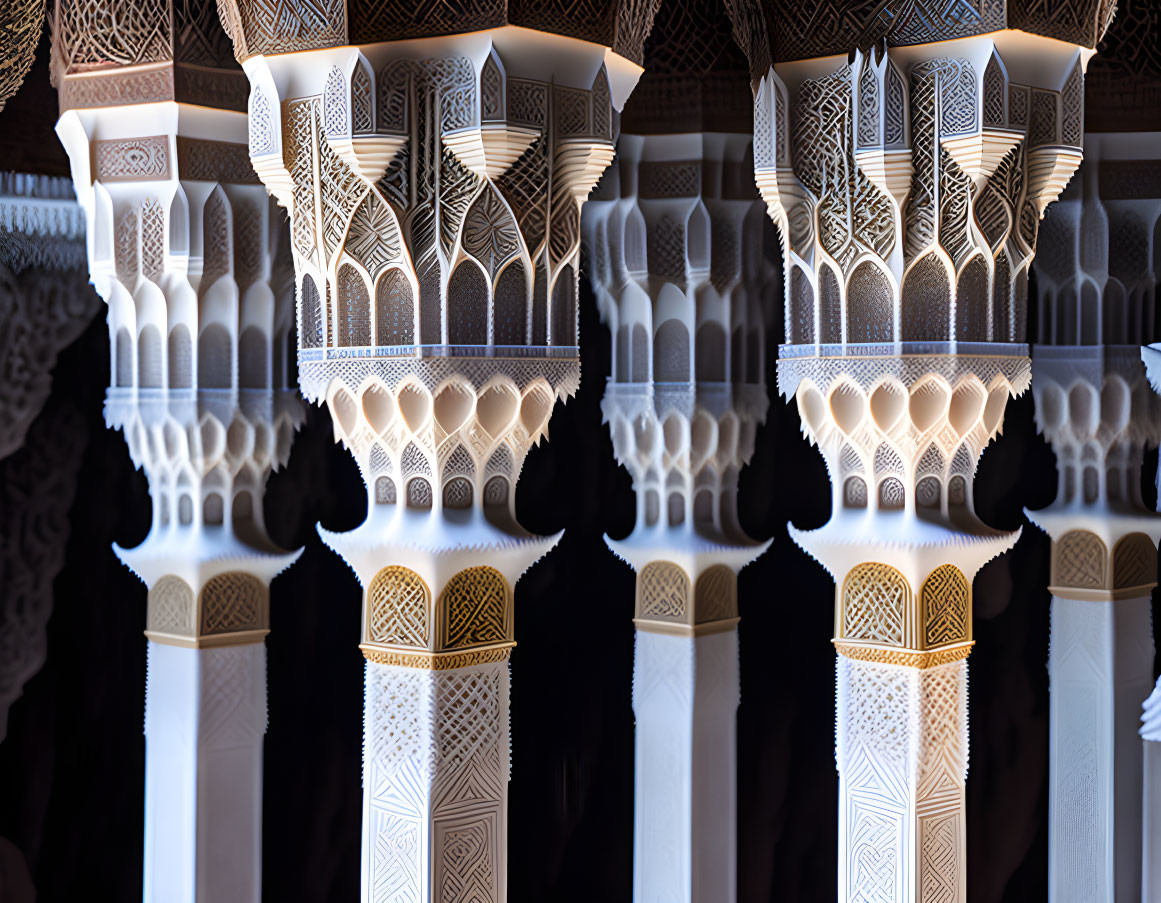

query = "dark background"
[2,20,1158,903]
[3,247,1141,902]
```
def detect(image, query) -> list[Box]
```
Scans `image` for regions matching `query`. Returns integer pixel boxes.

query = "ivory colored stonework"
[723,1,1115,899]
[581,1,773,897]
[51,3,304,898]
[1031,133,1161,903]
[213,2,662,899]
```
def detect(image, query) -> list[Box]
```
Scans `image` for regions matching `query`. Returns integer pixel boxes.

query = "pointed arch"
[448,260,488,344]
[337,264,371,346]
[169,325,192,388]
[198,324,232,389]
[300,275,323,349]
[493,260,527,345]
[847,261,892,342]
[376,269,414,345]
[902,253,950,341]
[138,324,162,388]
[550,265,576,346]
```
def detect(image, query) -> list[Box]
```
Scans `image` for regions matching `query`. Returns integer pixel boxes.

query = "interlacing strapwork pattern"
[364,660,508,903]
[922,565,969,648]
[1112,533,1157,589]
[694,565,738,623]
[367,566,431,649]
[750,41,1091,350]
[147,575,195,636]
[220,0,660,65]
[200,572,268,635]
[636,561,690,623]
[1053,529,1107,589]
[842,563,908,646]
[439,567,510,650]
[839,657,968,903]
[0,0,44,111]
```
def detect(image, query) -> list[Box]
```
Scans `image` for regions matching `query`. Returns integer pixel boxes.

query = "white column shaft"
[363,660,509,903]
[632,629,739,903]
[1143,738,1161,900]
[836,656,968,903]
[143,642,266,903]
[1049,594,1154,902]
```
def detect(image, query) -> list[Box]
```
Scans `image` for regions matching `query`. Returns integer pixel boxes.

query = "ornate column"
[1143,678,1161,901]
[51,3,303,899]
[1031,130,1161,901]
[213,4,660,900]
[722,3,1114,899]
[582,2,772,898]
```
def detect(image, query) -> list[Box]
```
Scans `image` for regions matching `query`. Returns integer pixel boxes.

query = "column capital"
[50,0,246,113]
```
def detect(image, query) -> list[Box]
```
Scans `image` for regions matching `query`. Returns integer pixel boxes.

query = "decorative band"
[833,640,973,668]
[360,644,514,669]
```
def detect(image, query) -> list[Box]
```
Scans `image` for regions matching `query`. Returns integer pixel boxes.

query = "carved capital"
[217,0,662,65]
[50,0,246,111]
[583,131,776,565]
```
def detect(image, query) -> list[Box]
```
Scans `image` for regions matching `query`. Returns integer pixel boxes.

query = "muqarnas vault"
[722,1,1115,900]
[211,2,661,901]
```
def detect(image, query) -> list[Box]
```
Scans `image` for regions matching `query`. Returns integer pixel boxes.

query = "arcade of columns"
[2,0,1161,901]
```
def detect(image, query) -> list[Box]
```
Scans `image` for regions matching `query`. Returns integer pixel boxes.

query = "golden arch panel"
[636,561,690,622]
[440,566,510,650]
[694,565,737,624]
[200,572,268,635]
[1053,530,1107,590]
[1112,533,1157,590]
[921,564,970,648]
[842,563,908,646]
[367,565,431,648]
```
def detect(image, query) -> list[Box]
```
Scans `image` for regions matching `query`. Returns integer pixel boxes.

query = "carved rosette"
[53,101,305,645]
[582,130,775,629]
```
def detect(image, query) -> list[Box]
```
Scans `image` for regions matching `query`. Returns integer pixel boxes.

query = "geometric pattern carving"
[919,813,961,903]
[147,574,195,635]
[1053,529,1108,590]
[693,564,738,623]
[843,562,908,646]
[439,566,510,650]
[438,817,497,902]
[921,565,970,648]
[636,561,691,622]
[199,572,268,635]
[0,0,42,112]
[367,565,431,648]
[1112,532,1157,589]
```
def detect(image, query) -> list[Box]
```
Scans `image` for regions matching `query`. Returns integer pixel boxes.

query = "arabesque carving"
[722,4,1114,899]
[216,13,660,903]
[0,0,45,112]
